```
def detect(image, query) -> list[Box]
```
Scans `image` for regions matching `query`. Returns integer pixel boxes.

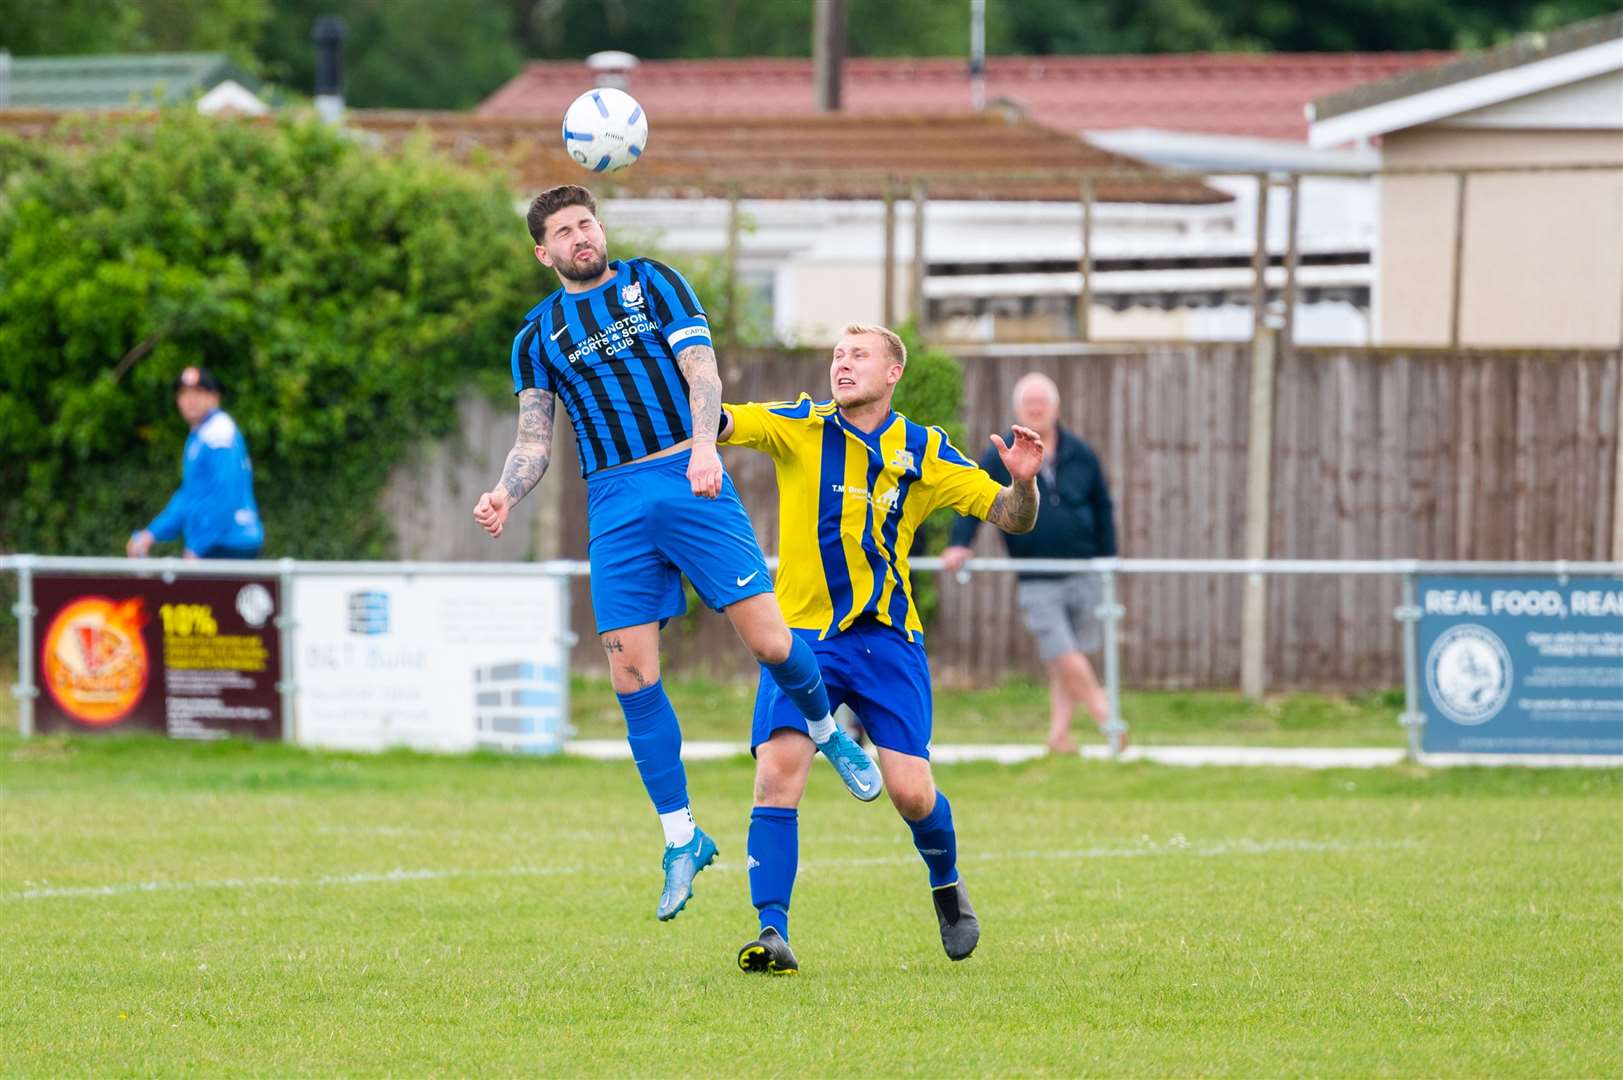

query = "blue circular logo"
[1425,624,1513,726]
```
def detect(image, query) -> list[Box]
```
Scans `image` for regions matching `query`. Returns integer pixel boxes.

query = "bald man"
[944,373,1117,753]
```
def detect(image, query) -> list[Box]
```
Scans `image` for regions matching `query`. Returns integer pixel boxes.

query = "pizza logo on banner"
[41,596,150,724]
[1426,624,1513,726]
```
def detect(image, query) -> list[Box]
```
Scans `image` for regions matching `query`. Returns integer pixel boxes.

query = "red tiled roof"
[0,107,1225,203]
[346,110,1228,204]
[479,53,1456,142]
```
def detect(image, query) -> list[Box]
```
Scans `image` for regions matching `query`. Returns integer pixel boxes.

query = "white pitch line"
[775,837,1418,873]
[7,864,581,902]
[569,739,1400,768]
[566,740,1623,769]
[4,838,1414,903]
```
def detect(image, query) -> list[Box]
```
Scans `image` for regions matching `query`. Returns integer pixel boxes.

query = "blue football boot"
[657,827,718,921]
[815,726,883,802]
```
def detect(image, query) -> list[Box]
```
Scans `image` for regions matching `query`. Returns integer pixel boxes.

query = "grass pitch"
[3,735,1618,1077]
[567,676,1407,747]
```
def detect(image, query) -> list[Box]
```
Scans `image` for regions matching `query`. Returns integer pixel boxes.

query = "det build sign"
[32,574,282,740]
[1418,577,1623,755]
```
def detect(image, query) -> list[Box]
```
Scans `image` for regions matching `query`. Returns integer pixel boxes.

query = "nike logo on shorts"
[736,571,759,587]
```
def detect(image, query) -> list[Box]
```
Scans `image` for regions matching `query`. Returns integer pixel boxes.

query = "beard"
[554,243,608,283]
[832,383,884,410]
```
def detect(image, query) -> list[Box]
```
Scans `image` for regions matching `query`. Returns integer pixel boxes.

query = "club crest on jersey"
[620,282,644,308]
[890,447,917,473]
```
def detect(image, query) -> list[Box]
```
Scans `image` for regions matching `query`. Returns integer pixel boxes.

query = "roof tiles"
[479,52,1456,142]
[348,109,1228,203]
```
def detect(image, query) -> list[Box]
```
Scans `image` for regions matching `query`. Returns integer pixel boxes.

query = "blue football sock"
[906,790,959,888]
[749,806,798,941]
[618,681,689,815]
[763,635,831,726]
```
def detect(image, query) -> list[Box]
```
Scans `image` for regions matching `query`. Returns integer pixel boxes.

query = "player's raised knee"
[754,730,815,806]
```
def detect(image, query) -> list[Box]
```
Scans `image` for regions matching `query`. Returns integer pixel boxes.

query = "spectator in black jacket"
[943,372,1118,753]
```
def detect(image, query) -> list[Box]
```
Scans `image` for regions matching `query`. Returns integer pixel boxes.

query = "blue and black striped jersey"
[510,258,712,477]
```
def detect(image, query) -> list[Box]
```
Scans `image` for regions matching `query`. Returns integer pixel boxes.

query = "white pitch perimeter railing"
[4,554,1620,760]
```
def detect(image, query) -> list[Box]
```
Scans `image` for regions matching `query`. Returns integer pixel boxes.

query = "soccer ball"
[561,88,648,173]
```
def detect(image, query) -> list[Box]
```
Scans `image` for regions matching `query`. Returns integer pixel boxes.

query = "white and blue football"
[562,87,648,173]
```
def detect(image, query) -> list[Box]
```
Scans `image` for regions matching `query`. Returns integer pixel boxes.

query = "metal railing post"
[12,555,37,738]
[882,176,897,326]
[1448,171,1468,348]
[1077,176,1094,342]
[910,179,927,332]
[276,558,297,744]
[555,564,578,739]
[1395,571,1425,762]
[1096,565,1128,757]
[723,182,741,353]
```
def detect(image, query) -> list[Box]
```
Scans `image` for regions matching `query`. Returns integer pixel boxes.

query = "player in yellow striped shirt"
[720,323,1042,974]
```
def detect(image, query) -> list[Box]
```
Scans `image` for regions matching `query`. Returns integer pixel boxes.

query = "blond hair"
[841,323,907,367]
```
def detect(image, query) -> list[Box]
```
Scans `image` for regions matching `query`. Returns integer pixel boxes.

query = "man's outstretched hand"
[991,425,1044,485]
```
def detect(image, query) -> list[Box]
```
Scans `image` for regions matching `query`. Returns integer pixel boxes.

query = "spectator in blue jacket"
[127,366,264,560]
[943,372,1117,753]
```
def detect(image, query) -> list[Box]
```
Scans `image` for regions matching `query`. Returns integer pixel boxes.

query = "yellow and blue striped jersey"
[724,394,1005,643]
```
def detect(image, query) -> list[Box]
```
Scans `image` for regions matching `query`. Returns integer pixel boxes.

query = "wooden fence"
[389,343,1620,690]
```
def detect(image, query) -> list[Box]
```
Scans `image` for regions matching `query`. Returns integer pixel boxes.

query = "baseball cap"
[173,366,222,393]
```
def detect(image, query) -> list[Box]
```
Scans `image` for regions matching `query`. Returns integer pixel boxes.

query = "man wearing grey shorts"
[943,373,1118,753]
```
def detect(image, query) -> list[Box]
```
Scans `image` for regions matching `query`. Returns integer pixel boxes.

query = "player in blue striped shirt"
[474,186,881,923]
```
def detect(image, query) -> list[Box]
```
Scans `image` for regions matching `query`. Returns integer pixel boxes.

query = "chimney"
[586,51,639,90]
[814,0,846,112]
[313,15,346,126]
[969,0,985,110]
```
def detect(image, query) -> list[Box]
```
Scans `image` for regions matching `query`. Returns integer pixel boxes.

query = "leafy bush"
[0,109,538,560]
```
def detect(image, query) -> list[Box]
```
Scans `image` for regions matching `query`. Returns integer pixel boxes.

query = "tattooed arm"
[984,424,1044,534]
[985,475,1040,534]
[472,388,555,539]
[677,343,725,498]
[500,388,557,503]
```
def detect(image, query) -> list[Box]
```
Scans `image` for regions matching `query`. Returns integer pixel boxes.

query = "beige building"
[1309,13,1623,348]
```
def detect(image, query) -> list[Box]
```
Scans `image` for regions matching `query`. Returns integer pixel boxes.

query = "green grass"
[3,735,1619,1076]
[2,657,1406,747]
[567,675,1408,747]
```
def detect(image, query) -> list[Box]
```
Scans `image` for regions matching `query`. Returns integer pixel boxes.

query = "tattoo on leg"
[626,664,651,689]
[604,636,624,653]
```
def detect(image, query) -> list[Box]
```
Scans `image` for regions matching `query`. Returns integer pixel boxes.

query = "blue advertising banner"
[1417,576,1623,755]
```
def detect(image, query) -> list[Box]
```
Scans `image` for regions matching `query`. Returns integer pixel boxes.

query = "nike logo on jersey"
[736,571,759,587]
[550,324,569,341]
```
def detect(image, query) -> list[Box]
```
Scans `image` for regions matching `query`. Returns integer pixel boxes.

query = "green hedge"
[0,109,538,560]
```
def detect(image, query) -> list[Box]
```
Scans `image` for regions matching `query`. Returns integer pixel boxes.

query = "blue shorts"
[586,450,773,634]
[751,619,934,759]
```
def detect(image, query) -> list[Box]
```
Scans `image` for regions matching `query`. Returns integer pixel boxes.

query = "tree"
[0,0,269,71]
[256,0,524,108]
[0,109,538,559]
